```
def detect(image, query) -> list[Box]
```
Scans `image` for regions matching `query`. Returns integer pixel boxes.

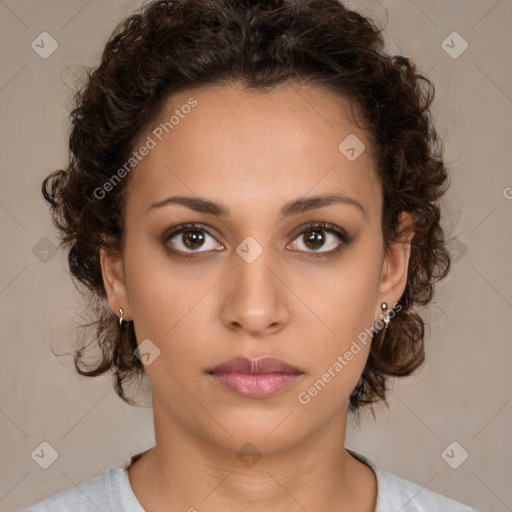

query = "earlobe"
[99,246,131,321]
[377,211,414,313]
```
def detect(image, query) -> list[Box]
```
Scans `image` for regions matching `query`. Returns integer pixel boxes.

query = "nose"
[220,247,289,337]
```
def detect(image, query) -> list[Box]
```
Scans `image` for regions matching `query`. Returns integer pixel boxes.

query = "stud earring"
[381,302,391,328]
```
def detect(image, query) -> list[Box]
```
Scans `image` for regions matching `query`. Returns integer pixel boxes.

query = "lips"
[206,356,304,399]
[206,356,303,375]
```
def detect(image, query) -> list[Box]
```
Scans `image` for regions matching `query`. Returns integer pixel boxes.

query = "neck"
[127,401,377,512]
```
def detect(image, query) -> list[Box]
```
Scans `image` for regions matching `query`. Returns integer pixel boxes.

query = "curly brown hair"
[42,0,451,412]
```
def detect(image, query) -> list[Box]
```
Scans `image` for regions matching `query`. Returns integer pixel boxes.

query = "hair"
[42,0,451,412]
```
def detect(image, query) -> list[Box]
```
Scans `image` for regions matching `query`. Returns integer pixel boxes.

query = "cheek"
[296,284,374,411]
[312,258,381,348]
[123,243,219,363]
[299,253,381,396]
[123,234,182,318]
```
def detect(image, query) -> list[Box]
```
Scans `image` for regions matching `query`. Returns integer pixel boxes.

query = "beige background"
[1,1,511,511]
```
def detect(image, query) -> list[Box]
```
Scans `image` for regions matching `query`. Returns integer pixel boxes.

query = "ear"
[100,246,132,322]
[375,211,414,319]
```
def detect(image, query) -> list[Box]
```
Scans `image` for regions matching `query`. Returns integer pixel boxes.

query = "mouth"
[206,356,304,399]
[206,355,304,374]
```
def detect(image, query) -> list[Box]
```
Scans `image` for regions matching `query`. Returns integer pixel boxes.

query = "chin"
[199,411,311,455]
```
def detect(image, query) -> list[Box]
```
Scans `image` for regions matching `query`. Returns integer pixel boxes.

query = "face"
[101,82,411,454]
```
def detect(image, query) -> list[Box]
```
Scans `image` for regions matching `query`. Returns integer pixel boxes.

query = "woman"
[26,0,477,510]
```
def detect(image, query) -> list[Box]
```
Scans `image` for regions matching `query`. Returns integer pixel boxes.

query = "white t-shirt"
[25,449,478,511]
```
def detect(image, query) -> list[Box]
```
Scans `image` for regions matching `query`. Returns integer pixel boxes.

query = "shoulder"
[24,471,108,511]
[375,467,478,511]
[24,467,139,512]
[347,449,479,512]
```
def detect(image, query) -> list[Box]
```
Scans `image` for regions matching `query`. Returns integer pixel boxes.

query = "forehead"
[124,82,382,221]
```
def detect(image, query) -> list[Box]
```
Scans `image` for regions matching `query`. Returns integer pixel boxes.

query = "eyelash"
[162,221,351,259]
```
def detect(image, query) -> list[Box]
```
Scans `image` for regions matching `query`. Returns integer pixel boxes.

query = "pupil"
[184,230,204,249]
[305,230,324,249]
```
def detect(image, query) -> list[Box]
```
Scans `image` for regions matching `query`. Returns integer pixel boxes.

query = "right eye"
[163,223,224,258]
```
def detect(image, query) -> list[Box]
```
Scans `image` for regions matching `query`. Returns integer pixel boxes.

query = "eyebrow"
[147,192,366,218]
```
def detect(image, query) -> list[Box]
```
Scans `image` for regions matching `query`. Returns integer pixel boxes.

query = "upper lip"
[207,356,304,374]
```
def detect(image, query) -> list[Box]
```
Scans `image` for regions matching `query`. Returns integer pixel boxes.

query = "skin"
[100,81,413,511]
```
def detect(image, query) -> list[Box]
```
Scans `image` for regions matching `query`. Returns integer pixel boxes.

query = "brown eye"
[301,229,326,250]
[164,223,223,256]
[181,229,206,250]
[288,222,349,257]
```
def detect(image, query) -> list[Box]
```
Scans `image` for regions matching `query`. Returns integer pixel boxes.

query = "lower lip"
[208,371,303,399]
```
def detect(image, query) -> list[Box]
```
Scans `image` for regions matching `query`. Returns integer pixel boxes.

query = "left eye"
[288,224,345,254]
